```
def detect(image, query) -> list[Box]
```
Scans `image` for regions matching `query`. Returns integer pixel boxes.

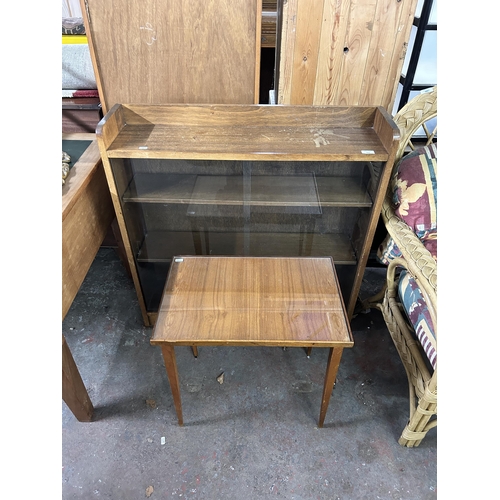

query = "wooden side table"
[151,256,354,427]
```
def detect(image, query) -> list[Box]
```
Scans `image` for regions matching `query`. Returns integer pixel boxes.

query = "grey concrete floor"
[62,248,437,499]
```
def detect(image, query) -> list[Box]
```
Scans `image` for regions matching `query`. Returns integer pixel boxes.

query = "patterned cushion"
[377,234,402,265]
[377,234,437,265]
[398,270,437,369]
[393,143,437,259]
[376,143,438,264]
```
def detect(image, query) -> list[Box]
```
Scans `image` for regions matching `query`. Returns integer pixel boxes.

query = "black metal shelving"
[397,0,436,111]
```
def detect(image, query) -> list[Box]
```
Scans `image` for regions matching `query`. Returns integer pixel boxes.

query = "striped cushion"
[398,270,437,369]
[377,234,402,265]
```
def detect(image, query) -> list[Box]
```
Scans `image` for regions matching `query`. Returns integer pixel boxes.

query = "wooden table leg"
[318,347,344,428]
[161,345,184,426]
[62,335,94,422]
[191,346,198,358]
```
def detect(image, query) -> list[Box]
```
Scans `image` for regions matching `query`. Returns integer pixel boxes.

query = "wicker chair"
[376,87,437,447]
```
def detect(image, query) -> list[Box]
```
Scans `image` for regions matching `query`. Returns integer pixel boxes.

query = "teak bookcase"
[96,104,399,326]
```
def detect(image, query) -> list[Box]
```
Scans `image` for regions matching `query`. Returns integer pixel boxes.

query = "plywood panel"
[81,0,262,113]
[278,0,418,110]
[335,0,378,106]
[277,0,297,105]
[313,0,351,105]
[289,0,324,104]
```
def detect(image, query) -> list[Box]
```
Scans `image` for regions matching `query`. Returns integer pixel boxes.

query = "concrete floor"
[62,248,437,499]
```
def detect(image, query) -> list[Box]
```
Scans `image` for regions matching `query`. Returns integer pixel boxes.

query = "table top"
[151,256,353,347]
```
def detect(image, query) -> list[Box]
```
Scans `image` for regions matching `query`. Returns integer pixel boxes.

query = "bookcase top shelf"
[97,104,399,161]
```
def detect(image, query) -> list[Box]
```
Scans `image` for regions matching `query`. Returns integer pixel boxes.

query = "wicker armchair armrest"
[380,196,437,320]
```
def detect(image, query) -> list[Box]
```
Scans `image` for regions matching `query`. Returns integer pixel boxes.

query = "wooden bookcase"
[96,104,399,326]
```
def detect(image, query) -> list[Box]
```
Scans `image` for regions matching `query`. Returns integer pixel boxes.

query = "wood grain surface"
[62,335,94,422]
[278,0,418,109]
[98,104,391,161]
[151,256,353,346]
[82,0,262,113]
[62,141,115,320]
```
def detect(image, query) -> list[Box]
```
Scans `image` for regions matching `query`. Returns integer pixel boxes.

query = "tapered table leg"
[191,346,198,358]
[161,345,184,425]
[62,335,94,422]
[318,347,344,428]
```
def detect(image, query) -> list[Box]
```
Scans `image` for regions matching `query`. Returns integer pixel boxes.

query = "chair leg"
[360,284,387,311]
[378,284,437,447]
[399,381,437,447]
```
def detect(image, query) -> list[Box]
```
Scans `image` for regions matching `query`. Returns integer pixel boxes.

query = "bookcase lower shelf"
[136,230,356,263]
[134,230,359,314]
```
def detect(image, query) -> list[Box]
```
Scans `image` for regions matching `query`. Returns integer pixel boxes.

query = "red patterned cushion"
[393,144,437,260]
[376,144,437,265]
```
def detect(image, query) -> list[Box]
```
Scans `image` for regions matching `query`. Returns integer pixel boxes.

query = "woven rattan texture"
[376,86,438,447]
[393,87,437,164]
[382,209,437,296]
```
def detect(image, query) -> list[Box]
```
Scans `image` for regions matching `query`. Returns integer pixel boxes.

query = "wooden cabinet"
[96,104,399,326]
